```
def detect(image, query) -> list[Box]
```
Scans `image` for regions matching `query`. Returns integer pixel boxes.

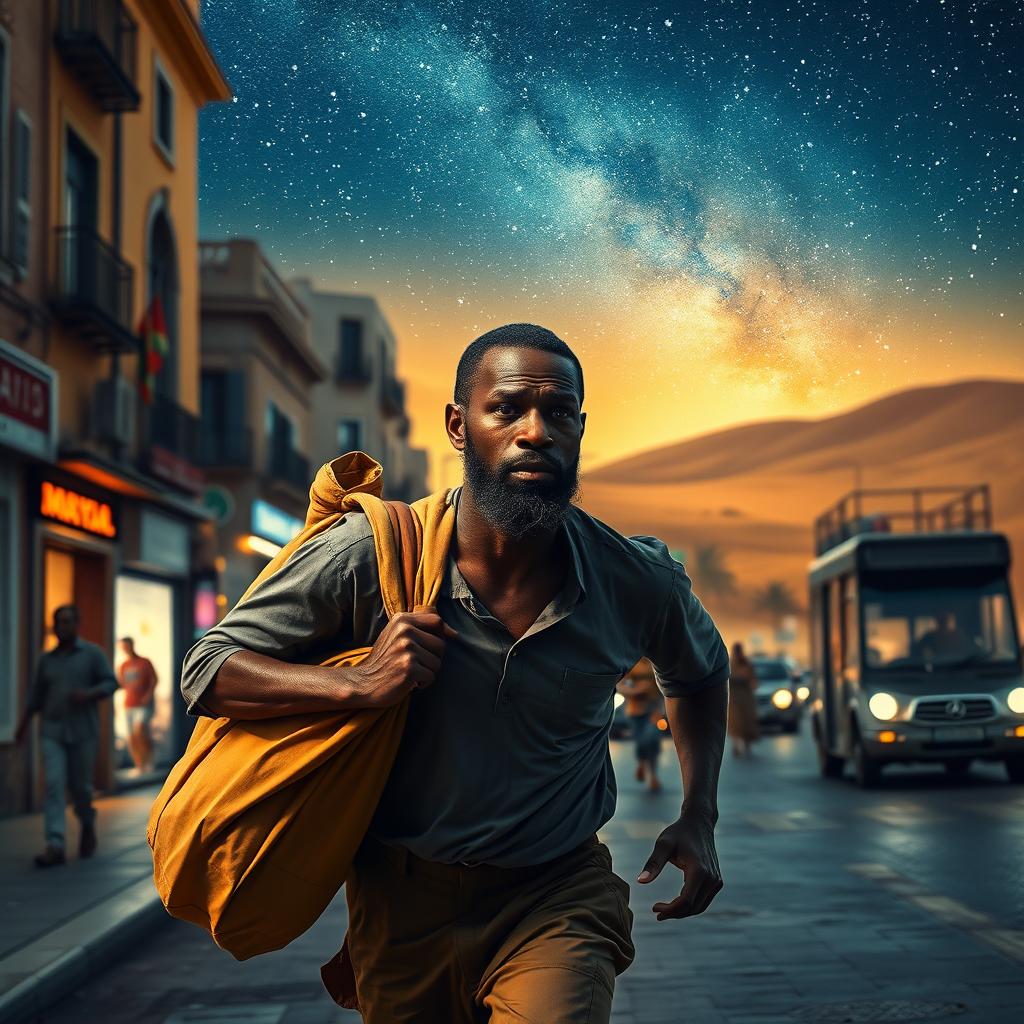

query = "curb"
[0,877,167,1024]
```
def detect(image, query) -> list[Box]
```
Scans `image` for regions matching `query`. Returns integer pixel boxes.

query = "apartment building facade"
[288,279,430,504]
[198,239,328,607]
[0,0,229,814]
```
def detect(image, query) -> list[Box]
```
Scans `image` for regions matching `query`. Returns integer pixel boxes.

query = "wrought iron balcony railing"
[267,444,311,493]
[148,394,201,465]
[380,375,405,418]
[51,226,136,352]
[55,0,141,112]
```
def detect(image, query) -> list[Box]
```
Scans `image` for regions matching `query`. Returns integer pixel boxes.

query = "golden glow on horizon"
[306,263,1024,491]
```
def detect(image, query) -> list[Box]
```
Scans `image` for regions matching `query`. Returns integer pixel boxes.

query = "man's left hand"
[636,809,723,921]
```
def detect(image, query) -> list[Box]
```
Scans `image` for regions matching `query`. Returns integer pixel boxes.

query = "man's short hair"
[53,604,79,622]
[120,636,134,647]
[453,324,584,407]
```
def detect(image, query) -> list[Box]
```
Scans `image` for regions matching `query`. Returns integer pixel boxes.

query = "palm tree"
[752,581,801,631]
[691,544,737,599]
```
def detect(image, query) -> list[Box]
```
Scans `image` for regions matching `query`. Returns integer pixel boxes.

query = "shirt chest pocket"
[521,666,624,733]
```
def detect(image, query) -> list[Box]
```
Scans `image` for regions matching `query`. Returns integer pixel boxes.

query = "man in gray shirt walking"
[181,324,731,1023]
[17,605,119,867]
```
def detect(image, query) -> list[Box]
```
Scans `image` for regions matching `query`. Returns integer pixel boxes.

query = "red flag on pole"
[137,296,169,405]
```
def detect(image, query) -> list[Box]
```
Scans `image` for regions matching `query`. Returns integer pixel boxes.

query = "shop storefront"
[26,464,206,794]
[31,469,121,789]
[0,340,58,814]
[113,506,194,778]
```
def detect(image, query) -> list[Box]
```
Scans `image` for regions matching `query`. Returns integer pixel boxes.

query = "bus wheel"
[814,723,845,779]
[852,731,881,788]
[944,759,972,778]
[1006,757,1024,785]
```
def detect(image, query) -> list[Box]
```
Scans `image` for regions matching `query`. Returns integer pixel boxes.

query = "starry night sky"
[197,0,1022,477]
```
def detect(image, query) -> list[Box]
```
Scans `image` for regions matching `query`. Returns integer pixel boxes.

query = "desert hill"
[580,379,1024,655]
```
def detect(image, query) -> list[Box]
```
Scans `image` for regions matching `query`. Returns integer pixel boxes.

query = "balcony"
[267,444,311,495]
[380,375,405,418]
[54,0,141,112]
[142,395,203,493]
[51,227,137,352]
[198,426,253,469]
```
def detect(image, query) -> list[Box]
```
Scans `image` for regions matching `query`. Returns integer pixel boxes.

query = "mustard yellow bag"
[146,453,455,967]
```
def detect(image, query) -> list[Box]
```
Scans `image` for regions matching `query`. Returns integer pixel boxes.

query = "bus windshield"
[862,578,1020,671]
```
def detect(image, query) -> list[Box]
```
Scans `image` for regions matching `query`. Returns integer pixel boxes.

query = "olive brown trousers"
[343,833,636,1023]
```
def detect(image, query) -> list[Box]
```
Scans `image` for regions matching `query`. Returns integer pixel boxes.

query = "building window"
[266,401,295,462]
[12,112,33,279]
[153,57,174,163]
[200,370,248,464]
[337,419,362,454]
[337,318,366,380]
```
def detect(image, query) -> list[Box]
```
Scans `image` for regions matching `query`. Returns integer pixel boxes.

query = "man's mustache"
[503,453,561,476]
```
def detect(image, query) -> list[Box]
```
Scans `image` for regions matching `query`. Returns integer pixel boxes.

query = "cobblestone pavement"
[39,726,1024,1024]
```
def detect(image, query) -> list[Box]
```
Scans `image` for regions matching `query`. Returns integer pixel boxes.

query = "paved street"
[37,726,1024,1024]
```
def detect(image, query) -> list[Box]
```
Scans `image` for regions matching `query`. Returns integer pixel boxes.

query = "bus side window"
[843,576,859,671]
[829,579,843,682]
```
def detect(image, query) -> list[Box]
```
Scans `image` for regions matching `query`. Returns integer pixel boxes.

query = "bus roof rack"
[814,485,992,556]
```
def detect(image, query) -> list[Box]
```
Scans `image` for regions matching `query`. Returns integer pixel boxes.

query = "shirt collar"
[445,486,587,606]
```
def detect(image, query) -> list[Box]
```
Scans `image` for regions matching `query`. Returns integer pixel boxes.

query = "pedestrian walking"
[117,637,158,773]
[617,658,666,793]
[15,605,119,867]
[727,641,760,757]
[180,323,731,1023]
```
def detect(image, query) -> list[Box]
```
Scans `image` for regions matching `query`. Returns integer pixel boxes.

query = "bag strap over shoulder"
[382,500,423,613]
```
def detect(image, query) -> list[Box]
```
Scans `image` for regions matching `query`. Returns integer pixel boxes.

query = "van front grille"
[913,697,996,723]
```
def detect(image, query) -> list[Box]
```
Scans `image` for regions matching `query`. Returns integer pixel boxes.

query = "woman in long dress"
[727,642,760,757]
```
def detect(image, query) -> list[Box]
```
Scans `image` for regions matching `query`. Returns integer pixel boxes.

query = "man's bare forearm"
[665,680,728,822]
[201,651,367,719]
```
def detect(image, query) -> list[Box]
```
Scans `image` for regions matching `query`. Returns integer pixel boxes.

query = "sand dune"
[580,379,1024,654]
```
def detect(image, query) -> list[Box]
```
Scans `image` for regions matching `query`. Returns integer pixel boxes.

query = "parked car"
[752,657,801,733]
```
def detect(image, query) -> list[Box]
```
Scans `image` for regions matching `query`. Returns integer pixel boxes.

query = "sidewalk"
[0,785,167,1024]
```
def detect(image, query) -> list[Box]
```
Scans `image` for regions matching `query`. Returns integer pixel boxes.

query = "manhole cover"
[789,1001,967,1023]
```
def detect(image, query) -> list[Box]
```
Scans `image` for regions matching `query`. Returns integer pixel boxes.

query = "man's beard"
[462,430,581,539]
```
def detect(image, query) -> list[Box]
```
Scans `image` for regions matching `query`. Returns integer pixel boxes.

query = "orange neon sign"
[40,481,117,538]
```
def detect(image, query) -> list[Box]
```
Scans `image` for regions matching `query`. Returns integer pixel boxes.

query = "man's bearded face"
[462,424,581,538]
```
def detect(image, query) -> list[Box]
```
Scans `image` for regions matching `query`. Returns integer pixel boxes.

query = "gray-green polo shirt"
[180,487,729,867]
[29,639,119,744]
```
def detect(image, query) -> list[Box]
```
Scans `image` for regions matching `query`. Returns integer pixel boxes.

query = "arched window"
[146,203,178,400]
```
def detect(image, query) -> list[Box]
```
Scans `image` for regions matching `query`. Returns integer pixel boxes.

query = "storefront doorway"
[113,574,176,777]
[39,536,115,789]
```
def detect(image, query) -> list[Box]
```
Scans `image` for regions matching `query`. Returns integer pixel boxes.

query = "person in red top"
[117,637,157,772]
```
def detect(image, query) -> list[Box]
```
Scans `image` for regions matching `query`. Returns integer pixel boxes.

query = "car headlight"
[796,685,810,701]
[1008,687,1024,714]
[772,689,794,710]
[868,691,899,721]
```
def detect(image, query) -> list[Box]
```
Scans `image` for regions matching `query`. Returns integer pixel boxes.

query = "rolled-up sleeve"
[643,562,730,698]
[181,521,369,717]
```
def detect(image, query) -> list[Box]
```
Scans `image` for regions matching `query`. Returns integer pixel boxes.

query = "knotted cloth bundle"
[147,452,455,1008]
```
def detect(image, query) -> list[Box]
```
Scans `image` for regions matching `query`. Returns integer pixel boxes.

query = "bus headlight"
[1008,687,1024,714]
[868,692,899,721]
[796,685,811,701]
[772,689,794,710]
